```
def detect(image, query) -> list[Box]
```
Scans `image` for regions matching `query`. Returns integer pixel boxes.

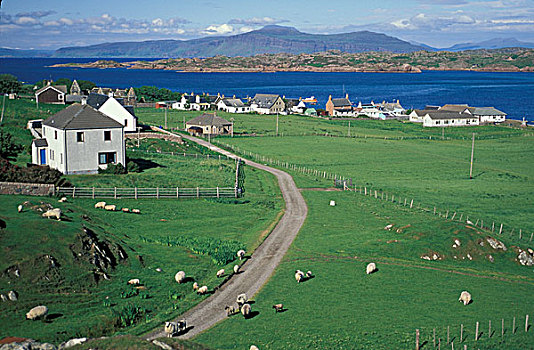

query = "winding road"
[145,131,308,340]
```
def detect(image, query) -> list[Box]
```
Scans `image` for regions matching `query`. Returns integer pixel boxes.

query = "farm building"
[217,98,250,113]
[422,111,479,127]
[35,83,67,105]
[31,103,125,174]
[186,113,233,136]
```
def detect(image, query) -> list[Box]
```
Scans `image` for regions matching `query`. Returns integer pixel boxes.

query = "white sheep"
[104,204,116,211]
[237,250,246,260]
[164,321,178,337]
[8,290,17,301]
[17,204,23,213]
[197,286,208,295]
[305,270,313,278]
[236,293,247,306]
[0,294,7,302]
[241,303,251,318]
[122,208,130,213]
[458,291,472,305]
[250,346,259,350]
[175,271,186,284]
[233,265,240,274]
[366,263,377,275]
[295,270,304,283]
[94,202,106,209]
[26,305,48,320]
[128,279,140,285]
[193,282,199,291]
[272,304,283,313]
[225,304,240,317]
[132,209,141,214]
[42,208,61,220]
[216,269,225,278]
[58,197,68,203]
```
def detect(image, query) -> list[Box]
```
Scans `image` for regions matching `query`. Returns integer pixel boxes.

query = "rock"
[59,338,87,349]
[454,239,461,247]
[152,340,173,350]
[486,237,507,251]
[384,224,394,230]
[0,341,33,350]
[329,200,336,207]
[8,290,17,301]
[528,248,534,255]
[518,251,534,266]
[467,254,472,261]
[156,268,162,272]
[487,254,494,263]
[452,244,457,248]
[14,269,20,277]
[421,255,431,261]
[34,343,57,350]
[1,294,7,302]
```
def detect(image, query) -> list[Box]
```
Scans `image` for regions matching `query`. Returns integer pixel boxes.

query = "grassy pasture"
[196,191,534,349]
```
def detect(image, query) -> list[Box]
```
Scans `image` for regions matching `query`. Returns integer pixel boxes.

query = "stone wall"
[0,182,55,196]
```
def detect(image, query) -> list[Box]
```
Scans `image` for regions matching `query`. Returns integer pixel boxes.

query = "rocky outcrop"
[517,250,534,266]
[486,237,507,251]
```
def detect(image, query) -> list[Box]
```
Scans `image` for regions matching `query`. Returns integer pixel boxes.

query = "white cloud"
[229,17,288,26]
[203,23,234,35]
[15,16,40,25]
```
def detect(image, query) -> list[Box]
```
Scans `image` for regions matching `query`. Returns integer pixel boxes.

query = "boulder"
[59,338,87,349]
[517,251,534,266]
[486,237,507,251]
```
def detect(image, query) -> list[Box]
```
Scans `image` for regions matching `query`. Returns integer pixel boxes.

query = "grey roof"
[87,93,110,109]
[36,84,67,95]
[43,104,123,130]
[187,113,231,127]
[425,111,477,120]
[252,94,283,109]
[332,98,352,107]
[222,98,246,107]
[425,105,441,110]
[32,138,48,147]
[440,104,474,113]
[413,109,436,116]
[472,107,506,116]
[125,106,137,118]
[66,94,85,103]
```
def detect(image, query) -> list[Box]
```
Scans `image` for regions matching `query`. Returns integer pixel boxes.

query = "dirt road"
[145,131,308,340]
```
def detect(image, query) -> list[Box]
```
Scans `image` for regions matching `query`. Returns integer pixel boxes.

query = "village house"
[35,83,67,105]
[325,95,353,117]
[89,86,136,105]
[86,93,138,132]
[31,104,126,174]
[472,107,507,123]
[65,79,86,104]
[409,109,433,123]
[250,94,286,114]
[185,113,233,136]
[217,98,251,113]
[173,94,195,110]
[422,111,479,127]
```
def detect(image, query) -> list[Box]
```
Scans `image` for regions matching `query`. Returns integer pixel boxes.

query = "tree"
[77,80,96,93]
[0,74,22,94]
[55,78,73,91]
[0,130,24,161]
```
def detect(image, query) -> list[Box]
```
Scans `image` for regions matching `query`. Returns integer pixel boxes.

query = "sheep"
[305,270,313,279]
[236,293,247,306]
[237,250,246,260]
[132,209,141,214]
[128,279,140,285]
[272,304,283,313]
[42,208,61,220]
[366,263,377,275]
[458,291,472,305]
[26,305,48,320]
[7,290,17,301]
[175,271,186,284]
[193,282,199,291]
[58,197,68,203]
[94,202,106,209]
[225,304,240,317]
[164,321,178,337]
[250,346,259,350]
[233,265,240,274]
[17,204,23,213]
[216,269,225,278]
[104,204,116,211]
[0,294,7,302]
[122,208,130,213]
[197,286,208,295]
[295,270,304,283]
[241,303,251,318]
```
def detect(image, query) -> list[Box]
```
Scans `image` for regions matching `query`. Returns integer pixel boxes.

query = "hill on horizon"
[442,37,534,51]
[52,25,427,58]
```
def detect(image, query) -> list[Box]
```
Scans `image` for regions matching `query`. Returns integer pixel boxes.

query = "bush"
[0,130,24,161]
[98,163,127,174]
[112,304,145,328]
[0,158,71,186]
[126,160,140,173]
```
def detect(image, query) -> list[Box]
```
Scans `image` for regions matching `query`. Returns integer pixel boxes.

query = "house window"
[77,132,84,142]
[49,149,55,160]
[104,130,111,141]
[124,119,128,127]
[54,130,58,139]
[98,152,116,165]
[60,153,63,164]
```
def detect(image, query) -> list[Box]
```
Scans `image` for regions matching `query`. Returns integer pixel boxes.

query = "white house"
[86,93,137,132]
[422,111,479,127]
[32,104,126,174]
[472,107,507,123]
[357,102,385,119]
[217,98,250,113]
[250,94,285,114]
[172,94,195,110]
[409,109,432,123]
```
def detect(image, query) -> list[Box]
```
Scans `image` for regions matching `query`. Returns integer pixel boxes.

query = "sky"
[1,0,534,50]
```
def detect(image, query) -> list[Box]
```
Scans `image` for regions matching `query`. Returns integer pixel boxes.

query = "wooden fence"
[56,186,239,199]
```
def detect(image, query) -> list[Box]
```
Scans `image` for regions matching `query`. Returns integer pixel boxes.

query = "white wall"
[98,98,137,132]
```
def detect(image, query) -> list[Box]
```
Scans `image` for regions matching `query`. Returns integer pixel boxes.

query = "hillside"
[444,38,534,51]
[52,25,426,58]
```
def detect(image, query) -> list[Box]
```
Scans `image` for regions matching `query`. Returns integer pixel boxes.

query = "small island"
[50,48,534,73]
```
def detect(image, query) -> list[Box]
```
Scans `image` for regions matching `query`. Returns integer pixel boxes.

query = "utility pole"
[0,94,6,124]
[183,115,186,130]
[230,117,234,137]
[442,127,444,140]
[137,126,140,148]
[276,113,279,136]
[469,133,475,179]
[348,121,351,137]
[164,107,167,129]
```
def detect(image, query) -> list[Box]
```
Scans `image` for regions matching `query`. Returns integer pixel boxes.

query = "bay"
[1,58,533,121]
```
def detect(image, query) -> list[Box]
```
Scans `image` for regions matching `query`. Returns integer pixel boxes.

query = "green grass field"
[195,191,534,349]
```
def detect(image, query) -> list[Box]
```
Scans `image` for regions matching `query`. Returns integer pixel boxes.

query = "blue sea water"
[1,58,533,121]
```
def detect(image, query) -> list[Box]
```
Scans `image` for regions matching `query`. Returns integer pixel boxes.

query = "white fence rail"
[56,186,239,199]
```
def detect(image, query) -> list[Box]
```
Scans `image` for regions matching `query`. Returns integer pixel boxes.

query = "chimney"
[345,93,349,100]
[328,95,332,101]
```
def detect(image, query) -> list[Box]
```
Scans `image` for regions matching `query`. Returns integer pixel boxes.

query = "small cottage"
[422,111,479,127]
[186,113,233,136]
[250,94,285,114]
[326,95,353,117]
[35,83,67,105]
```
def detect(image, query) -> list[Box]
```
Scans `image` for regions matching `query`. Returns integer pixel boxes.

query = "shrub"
[126,160,140,173]
[98,163,127,174]
[112,304,145,328]
[0,158,71,186]
[0,130,23,161]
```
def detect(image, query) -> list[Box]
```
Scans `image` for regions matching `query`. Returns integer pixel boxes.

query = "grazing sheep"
[236,293,247,306]
[193,282,199,291]
[225,304,240,317]
[94,202,106,209]
[8,290,17,301]
[164,321,178,337]
[241,303,251,318]
[216,269,225,278]
[366,263,377,275]
[122,208,130,213]
[272,304,283,313]
[26,305,48,320]
[295,270,304,283]
[233,265,240,274]
[128,279,140,285]
[237,250,246,260]
[42,208,62,220]
[458,291,472,305]
[132,209,141,214]
[305,270,313,278]
[17,204,23,213]
[197,286,208,295]
[0,294,7,302]
[58,197,68,203]
[250,346,259,350]
[175,271,186,284]
[104,204,116,211]
[466,220,474,225]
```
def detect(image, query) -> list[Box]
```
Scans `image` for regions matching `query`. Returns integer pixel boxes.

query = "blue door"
[40,149,46,165]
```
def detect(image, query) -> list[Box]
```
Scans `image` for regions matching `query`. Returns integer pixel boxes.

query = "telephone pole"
[348,121,351,137]
[164,107,167,129]
[0,94,6,124]
[469,133,475,179]
[276,113,279,136]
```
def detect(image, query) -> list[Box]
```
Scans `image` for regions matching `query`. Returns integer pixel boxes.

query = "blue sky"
[1,0,533,49]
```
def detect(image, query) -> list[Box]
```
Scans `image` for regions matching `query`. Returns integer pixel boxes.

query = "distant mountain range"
[2,26,533,58]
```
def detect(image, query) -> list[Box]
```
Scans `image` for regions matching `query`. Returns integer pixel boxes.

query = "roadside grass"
[195,191,534,349]
[67,335,213,350]
[217,135,534,235]
[0,162,282,343]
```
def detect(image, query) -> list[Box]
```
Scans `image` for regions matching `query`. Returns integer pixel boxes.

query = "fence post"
[217,186,220,198]
[475,321,479,341]
[447,326,450,344]
[489,320,491,338]
[410,199,414,208]
[433,328,436,348]
[526,314,529,332]
[519,229,522,239]
[176,187,179,199]
[92,187,95,199]
[415,329,420,350]
[197,187,199,198]
[513,317,516,334]
[114,187,117,199]
[460,324,463,343]
[72,187,76,198]
[156,187,159,199]
[135,187,138,199]
[530,232,533,242]
[502,319,504,337]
